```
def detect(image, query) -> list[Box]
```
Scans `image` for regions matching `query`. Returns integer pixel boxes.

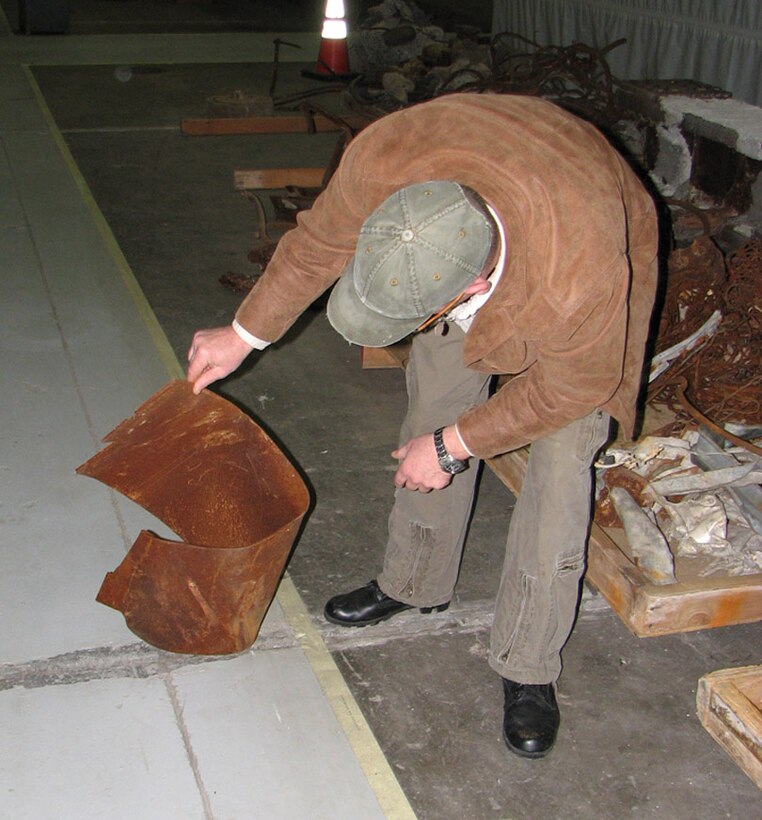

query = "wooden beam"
[234,168,327,190]
[360,341,411,369]
[181,114,369,136]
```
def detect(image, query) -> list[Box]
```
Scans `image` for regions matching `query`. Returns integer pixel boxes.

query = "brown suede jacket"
[235,94,659,459]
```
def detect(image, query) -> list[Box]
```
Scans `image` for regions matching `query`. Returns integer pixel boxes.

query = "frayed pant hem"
[488,655,559,686]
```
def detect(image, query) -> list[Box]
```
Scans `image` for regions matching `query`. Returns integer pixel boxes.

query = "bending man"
[187,93,658,759]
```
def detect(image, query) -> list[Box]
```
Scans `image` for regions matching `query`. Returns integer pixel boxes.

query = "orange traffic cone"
[304,0,354,80]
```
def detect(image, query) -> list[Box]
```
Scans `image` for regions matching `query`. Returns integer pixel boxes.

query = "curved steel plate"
[77,381,310,655]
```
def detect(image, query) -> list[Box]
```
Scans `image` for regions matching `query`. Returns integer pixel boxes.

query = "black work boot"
[501,677,560,759]
[324,580,448,627]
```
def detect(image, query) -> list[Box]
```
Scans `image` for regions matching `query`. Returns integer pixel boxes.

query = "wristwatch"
[433,427,469,475]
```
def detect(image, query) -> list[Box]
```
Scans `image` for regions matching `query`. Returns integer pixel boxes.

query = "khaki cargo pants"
[377,324,611,685]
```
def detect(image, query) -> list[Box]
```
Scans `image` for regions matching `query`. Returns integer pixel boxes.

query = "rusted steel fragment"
[77,381,309,655]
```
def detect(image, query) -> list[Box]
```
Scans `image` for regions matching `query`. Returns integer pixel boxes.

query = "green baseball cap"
[327,181,495,347]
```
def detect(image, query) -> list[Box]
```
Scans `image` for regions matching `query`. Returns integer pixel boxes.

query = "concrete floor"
[1,1,760,818]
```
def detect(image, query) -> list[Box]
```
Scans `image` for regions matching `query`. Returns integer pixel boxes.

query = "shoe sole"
[323,602,449,628]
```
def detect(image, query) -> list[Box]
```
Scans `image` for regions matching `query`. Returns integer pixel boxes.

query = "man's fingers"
[186,325,253,394]
[191,366,220,395]
[187,345,221,392]
[186,353,208,384]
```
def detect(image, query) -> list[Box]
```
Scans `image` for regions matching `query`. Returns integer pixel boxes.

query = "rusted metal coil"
[344,31,628,125]
[484,33,625,125]
[649,239,762,429]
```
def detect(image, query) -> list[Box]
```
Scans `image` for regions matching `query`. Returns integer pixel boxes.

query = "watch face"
[433,428,468,474]
[442,455,468,474]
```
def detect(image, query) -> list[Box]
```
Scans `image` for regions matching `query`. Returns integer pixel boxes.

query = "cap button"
[400,229,415,242]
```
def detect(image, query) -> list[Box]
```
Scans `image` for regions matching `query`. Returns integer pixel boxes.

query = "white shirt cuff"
[454,424,475,458]
[232,319,271,351]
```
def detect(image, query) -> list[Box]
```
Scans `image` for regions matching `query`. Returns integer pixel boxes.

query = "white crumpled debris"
[657,491,762,576]
[597,431,762,578]
[598,434,697,476]
[658,493,729,557]
[608,486,677,584]
[649,462,762,496]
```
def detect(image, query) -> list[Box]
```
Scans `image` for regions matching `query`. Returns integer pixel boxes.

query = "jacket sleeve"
[456,256,631,458]
[231,104,483,342]
[233,169,365,342]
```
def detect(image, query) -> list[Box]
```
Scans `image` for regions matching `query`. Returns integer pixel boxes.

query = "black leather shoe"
[501,678,560,759]
[324,580,448,627]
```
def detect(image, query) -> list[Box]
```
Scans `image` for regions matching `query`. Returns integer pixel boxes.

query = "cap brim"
[327,258,422,347]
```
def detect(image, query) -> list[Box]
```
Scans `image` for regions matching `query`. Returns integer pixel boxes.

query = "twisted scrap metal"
[346,31,629,126]
[480,32,625,124]
[649,238,762,430]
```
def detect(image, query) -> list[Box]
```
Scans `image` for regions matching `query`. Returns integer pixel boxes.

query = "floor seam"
[164,671,216,820]
[0,635,298,691]
[317,593,613,652]
[0,596,613,690]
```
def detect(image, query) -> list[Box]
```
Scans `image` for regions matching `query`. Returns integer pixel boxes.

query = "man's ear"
[463,275,492,297]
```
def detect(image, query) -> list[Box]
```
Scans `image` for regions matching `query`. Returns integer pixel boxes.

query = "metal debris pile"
[485,33,624,126]
[601,235,761,582]
[647,237,762,430]
[596,429,762,581]
[345,4,626,125]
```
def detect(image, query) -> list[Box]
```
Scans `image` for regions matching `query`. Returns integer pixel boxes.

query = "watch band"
[433,427,469,475]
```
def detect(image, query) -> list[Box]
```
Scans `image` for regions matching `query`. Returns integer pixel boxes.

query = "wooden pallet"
[234,167,327,190]
[697,665,762,788]
[362,342,762,637]
[488,448,762,637]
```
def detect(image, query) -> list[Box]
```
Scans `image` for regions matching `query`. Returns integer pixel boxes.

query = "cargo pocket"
[494,571,538,668]
[575,409,610,462]
[383,515,435,599]
[542,550,586,660]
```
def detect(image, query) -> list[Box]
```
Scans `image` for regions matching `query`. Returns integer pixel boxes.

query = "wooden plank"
[181,114,369,136]
[697,665,762,788]
[587,526,762,636]
[360,342,411,370]
[234,168,326,190]
[487,448,762,637]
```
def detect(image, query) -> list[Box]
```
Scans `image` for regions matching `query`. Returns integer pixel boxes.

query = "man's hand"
[187,326,254,394]
[392,425,470,492]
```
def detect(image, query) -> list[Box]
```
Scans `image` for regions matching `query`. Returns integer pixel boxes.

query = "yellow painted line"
[23,65,184,381]
[0,3,11,34]
[277,576,417,820]
[23,64,416,819]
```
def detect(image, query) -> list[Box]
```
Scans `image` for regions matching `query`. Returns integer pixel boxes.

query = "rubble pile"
[345,3,624,119]
[347,0,491,107]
